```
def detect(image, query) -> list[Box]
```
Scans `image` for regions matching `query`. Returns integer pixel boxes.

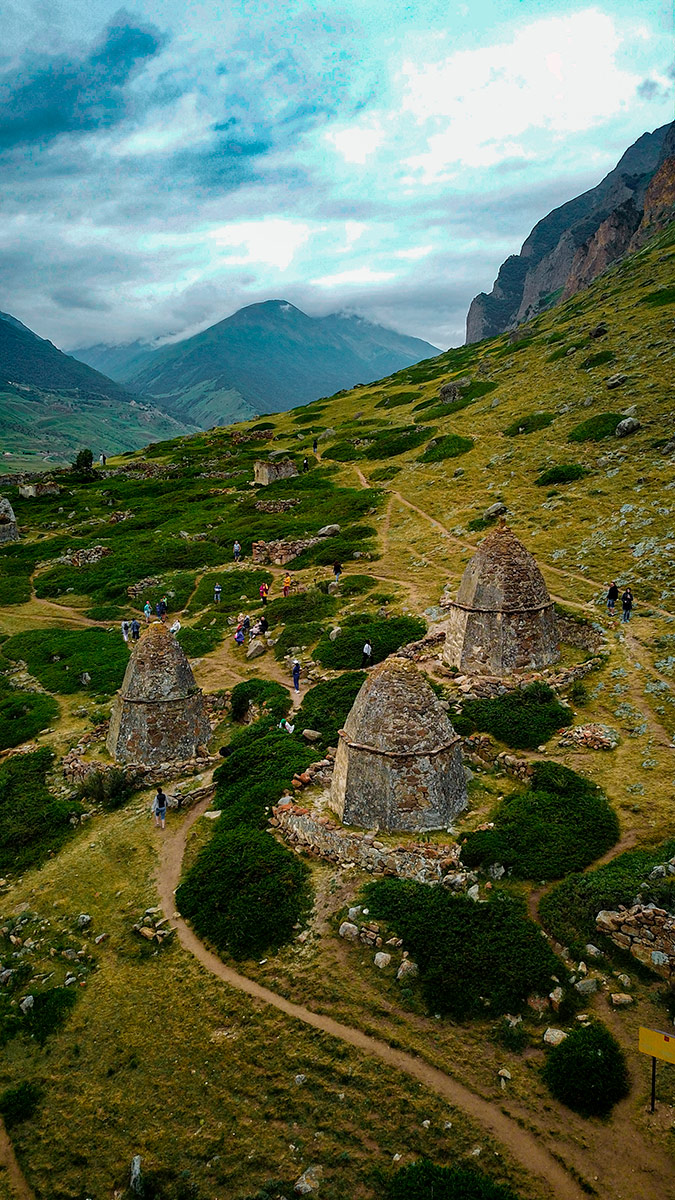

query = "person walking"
[361,639,373,668]
[333,561,342,585]
[621,587,634,623]
[155,601,162,620]
[312,437,318,453]
[302,456,309,473]
[259,581,269,605]
[99,452,107,466]
[152,787,168,829]
[130,618,140,642]
[282,572,291,598]
[143,601,152,624]
[121,619,130,643]
[233,540,241,562]
[292,659,301,693]
[214,582,222,604]
[159,597,168,622]
[606,581,619,617]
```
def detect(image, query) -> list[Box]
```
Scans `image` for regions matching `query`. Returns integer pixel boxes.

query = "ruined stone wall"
[253,458,298,486]
[272,802,465,883]
[252,537,319,565]
[597,904,675,979]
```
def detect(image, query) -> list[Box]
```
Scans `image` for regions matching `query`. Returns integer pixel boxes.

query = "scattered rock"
[606,373,628,389]
[483,501,507,520]
[19,995,34,1014]
[374,951,391,970]
[575,977,598,995]
[302,729,322,742]
[610,993,633,1006]
[328,627,341,641]
[317,524,340,538]
[338,922,359,942]
[245,639,266,660]
[294,1164,323,1194]
[615,417,641,437]
[543,1028,567,1046]
[397,959,419,981]
[294,1074,307,1086]
[130,1155,143,1196]
[76,913,92,929]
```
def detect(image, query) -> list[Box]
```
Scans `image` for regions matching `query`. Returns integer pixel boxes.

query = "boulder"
[575,977,598,995]
[302,729,322,742]
[615,417,641,437]
[374,951,391,969]
[543,1027,567,1046]
[328,627,341,641]
[246,639,266,660]
[483,501,507,520]
[606,373,628,389]
[317,524,340,537]
[338,921,359,942]
[610,993,633,1006]
[396,958,419,980]
[294,1165,323,1195]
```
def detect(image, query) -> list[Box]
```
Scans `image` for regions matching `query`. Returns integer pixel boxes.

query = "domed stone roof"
[455,523,551,613]
[119,622,199,702]
[342,658,460,755]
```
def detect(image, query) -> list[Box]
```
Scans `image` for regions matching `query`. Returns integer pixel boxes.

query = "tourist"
[312,437,318,453]
[259,614,269,635]
[155,601,162,620]
[241,614,251,638]
[169,619,181,634]
[259,581,269,605]
[333,561,342,585]
[159,596,168,622]
[282,572,291,597]
[606,581,619,617]
[250,619,262,639]
[99,452,107,466]
[292,659,301,693]
[152,787,168,829]
[143,601,152,624]
[121,619,130,643]
[234,626,245,647]
[278,717,295,734]
[362,639,373,668]
[302,456,309,472]
[233,540,241,562]
[214,582,222,604]
[130,618,140,642]
[621,587,634,623]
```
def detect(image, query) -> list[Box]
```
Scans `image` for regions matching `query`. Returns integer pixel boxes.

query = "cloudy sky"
[1,0,672,352]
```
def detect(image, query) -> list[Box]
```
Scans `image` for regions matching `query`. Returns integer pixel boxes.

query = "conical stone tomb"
[107,622,210,767]
[330,657,466,832]
[443,522,559,676]
[0,497,19,544]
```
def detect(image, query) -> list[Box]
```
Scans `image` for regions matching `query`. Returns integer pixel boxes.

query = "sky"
[1,0,673,352]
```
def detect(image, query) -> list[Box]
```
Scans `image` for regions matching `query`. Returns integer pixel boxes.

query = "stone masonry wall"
[253,458,298,486]
[596,904,675,979]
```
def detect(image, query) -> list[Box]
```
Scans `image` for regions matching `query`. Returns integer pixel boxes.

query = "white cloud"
[325,122,384,164]
[312,265,396,287]
[400,10,644,181]
[207,219,313,271]
[395,245,434,261]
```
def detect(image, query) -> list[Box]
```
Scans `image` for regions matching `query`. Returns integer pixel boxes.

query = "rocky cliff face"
[466,121,674,343]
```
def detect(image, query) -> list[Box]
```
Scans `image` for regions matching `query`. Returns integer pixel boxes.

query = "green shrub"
[418,434,474,463]
[535,464,588,486]
[460,762,619,880]
[292,406,326,423]
[375,391,419,409]
[75,768,140,811]
[177,624,224,657]
[273,621,324,661]
[0,749,82,873]
[0,679,59,751]
[370,465,401,481]
[387,1161,520,1200]
[186,569,273,614]
[640,286,675,307]
[567,413,622,442]
[363,882,563,1020]
[492,1017,529,1054]
[0,1081,42,1129]
[214,724,315,828]
[338,574,375,596]
[296,672,366,744]
[176,827,312,960]
[26,987,77,1045]
[322,440,366,462]
[267,589,337,626]
[467,516,491,532]
[230,679,290,723]
[539,838,675,952]
[1,628,128,696]
[503,412,555,437]
[453,682,572,749]
[314,615,426,670]
[362,427,431,460]
[543,1022,629,1116]
[579,350,615,370]
[291,528,378,569]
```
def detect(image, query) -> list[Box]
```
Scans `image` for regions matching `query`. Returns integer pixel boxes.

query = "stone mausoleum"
[253,457,298,486]
[107,622,210,767]
[0,497,19,544]
[443,522,559,676]
[331,657,466,832]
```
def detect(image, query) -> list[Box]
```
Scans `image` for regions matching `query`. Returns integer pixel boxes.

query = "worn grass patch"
[459,762,619,880]
[363,882,564,1020]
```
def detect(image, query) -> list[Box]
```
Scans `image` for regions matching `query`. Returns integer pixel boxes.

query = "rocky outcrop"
[466,120,674,342]
[629,130,675,249]
[253,458,298,486]
[0,497,19,543]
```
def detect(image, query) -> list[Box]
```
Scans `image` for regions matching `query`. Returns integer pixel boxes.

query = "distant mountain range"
[0,311,195,471]
[466,120,675,342]
[74,301,439,429]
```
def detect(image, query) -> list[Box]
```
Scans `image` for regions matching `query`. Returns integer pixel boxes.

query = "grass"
[1,628,128,696]
[362,427,431,460]
[296,671,366,743]
[535,464,588,486]
[0,748,82,873]
[567,413,622,442]
[387,1162,521,1200]
[418,434,474,463]
[542,1022,629,1117]
[459,762,619,880]
[453,682,573,750]
[503,412,555,437]
[639,286,675,306]
[0,678,59,751]
[314,615,426,670]
[230,678,290,722]
[185,568,273,613]
[362,882,564,1020]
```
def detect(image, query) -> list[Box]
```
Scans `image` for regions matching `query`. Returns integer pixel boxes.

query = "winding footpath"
[157,796,585,1200]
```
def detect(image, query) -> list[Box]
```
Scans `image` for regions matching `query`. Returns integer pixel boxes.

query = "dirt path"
[0,1120,35,1200]
[156,798,586,1200]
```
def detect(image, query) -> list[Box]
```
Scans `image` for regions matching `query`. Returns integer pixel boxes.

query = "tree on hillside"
[72,448,94,477]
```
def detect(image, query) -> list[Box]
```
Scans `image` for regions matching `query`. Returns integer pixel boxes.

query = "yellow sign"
[639,1027,675,1065]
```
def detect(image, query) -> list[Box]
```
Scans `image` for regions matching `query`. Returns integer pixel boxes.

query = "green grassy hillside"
[0,223,674,1200]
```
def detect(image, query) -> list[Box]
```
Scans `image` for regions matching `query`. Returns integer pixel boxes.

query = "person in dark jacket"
[621,588,634,623]
[606,581,619,616]
[292,659,301,693]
